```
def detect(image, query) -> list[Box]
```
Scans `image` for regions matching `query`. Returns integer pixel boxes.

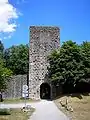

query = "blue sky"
[1,0,90,48]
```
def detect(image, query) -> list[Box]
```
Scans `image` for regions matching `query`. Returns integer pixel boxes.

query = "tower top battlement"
[30,26,60,29]
[30,26,60,33]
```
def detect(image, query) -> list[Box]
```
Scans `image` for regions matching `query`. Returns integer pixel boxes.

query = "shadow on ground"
[0,109,10,115]
[53,92,90,100]
[53,81,90,100]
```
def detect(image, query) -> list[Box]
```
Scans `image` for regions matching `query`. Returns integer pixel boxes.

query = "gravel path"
[29,100,70,120]
[0,102,36,109]
[0,100,70,120]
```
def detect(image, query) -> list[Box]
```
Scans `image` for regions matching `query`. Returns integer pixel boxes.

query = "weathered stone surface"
[2,75,27,98]
[29,26,60,99]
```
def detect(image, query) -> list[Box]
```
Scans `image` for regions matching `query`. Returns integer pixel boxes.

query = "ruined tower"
[29,26,60,99]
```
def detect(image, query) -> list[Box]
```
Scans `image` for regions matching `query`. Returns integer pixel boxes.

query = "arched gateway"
[29,26,60,99]
[40,83,51,99]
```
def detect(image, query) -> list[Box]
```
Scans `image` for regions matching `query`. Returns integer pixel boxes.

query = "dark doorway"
[40,83,51,99]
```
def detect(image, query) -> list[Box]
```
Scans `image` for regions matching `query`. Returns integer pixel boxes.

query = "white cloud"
[0,0,20,37]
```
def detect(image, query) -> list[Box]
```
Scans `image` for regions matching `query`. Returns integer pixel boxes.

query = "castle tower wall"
[29,26,60,99]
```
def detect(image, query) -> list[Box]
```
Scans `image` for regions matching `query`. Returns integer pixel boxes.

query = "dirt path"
[0,100,70,120]
[29,100,70,120]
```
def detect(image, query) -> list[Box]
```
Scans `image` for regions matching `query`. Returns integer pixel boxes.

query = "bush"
[0,109,10,115]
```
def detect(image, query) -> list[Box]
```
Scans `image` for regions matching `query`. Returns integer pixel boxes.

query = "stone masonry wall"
[2,75,27,99]
[29,26,60,99]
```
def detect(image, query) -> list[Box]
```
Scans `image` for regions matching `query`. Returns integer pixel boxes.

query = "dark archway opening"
[40,83,51,100]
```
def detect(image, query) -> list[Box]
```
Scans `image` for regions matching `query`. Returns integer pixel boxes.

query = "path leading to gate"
[29,100,70,120]
[0,100,70,120]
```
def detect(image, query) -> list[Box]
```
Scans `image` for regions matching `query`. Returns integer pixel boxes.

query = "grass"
[2,98,39,104]
[54,93,90,120]
[0,109,10,115]
[0,108,35,120]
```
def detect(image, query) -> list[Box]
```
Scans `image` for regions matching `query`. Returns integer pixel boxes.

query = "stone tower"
[29,26,60,99]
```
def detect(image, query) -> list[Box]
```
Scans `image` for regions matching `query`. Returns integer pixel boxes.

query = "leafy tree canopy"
[48,40,90,87]
[4,44,29,75]
[0,41,12,92]
[80,41,90,80]
[0,41,4,59]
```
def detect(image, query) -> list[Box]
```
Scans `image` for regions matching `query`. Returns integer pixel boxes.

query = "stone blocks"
[29,26,60,99]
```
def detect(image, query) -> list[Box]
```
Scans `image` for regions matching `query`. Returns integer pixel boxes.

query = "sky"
[0,0,90,48]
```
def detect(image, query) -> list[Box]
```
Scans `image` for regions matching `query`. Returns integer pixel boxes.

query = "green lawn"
[0,108,35,120]
[2,98,39,104]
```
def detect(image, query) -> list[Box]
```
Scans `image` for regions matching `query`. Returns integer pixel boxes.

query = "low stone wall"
[2,75,27,99]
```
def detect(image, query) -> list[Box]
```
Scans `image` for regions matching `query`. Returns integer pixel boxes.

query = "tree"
[0,41,12,92]
[48,40,85,87]
[0,58,12,101]
[0,58,12,94]
[0,41,4,59]
[4,44,29,75]
[80,41,90,81]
